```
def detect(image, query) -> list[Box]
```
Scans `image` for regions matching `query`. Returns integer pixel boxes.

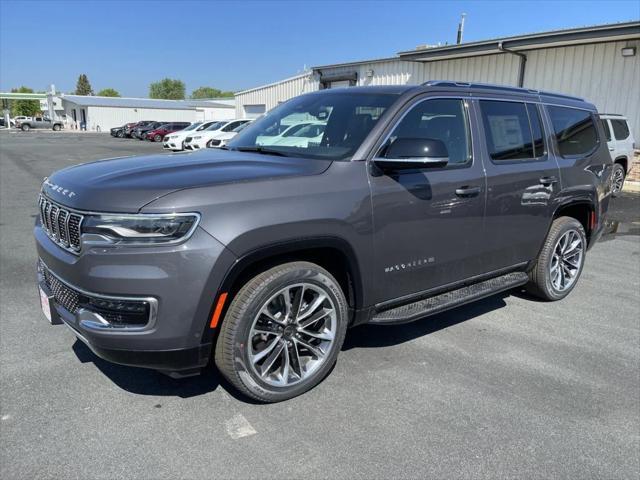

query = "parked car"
[256,121,326,148]
[164,121,224,151]
[131,121,164,140]
[0,118,15,128]
[184,119,251,150]
[35,83,611,402]
[124,120,155,138]
[145,122,191,142]
[207,121,253,148]
[599,114,636,195]
[16,116,63,131]
[110,123,136,138]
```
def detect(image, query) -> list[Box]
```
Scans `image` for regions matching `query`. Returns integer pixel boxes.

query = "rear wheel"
[611,163,626,196]
[215,261,348,402]
[52,124,61,131]
[21,124,29,131]
[154,134,162,142]
[117,130,124,138]
[526,216,587,301]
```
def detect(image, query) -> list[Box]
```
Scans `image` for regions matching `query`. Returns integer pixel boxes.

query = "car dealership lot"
[1,132,638,479]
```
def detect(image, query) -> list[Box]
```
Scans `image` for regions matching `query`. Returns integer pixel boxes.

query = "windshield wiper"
[232,146,290,157]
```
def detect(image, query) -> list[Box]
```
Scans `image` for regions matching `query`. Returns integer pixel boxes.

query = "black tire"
[154,134,162,142]
[526,216,587,301]
[117,130,124,138]
[52,124,61,131]
[215,261,348,402]
[21,124,29,131]
[611,163,626,196]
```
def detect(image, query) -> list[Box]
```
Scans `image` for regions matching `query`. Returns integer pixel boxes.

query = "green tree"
[9,86,41,117]
[74,74,93,95]
[190,86,235,99]
[149,78,186,100]
[97,88,121,97]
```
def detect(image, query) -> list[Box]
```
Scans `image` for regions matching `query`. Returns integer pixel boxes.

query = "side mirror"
[375,138,449,170]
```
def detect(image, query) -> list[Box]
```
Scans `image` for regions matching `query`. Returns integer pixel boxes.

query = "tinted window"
[480,100,541,161]
[384,98,471,165]
[229,92,398,160]
[600,119,612,141]
[548,106,598,157]
[611,119,630,140]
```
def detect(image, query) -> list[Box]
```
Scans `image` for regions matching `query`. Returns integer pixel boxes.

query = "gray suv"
[35,82,612,402]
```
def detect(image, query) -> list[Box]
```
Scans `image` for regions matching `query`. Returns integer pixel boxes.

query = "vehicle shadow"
[342,293,509,350]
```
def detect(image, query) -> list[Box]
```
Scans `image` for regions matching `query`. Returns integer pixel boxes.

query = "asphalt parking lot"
[1,131,639,479]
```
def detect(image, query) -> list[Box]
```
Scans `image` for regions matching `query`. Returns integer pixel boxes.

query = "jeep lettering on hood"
[42,149,332,212]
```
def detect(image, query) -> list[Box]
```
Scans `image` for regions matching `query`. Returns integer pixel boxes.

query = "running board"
[371,272,529,324]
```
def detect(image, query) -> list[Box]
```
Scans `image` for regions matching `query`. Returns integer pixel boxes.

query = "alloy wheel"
[549,229,584,292]
[247,283,337,387]
[611,167,625,194]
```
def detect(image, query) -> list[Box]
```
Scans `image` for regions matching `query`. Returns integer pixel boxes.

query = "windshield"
[227,92,398,160]
[205,121,225,131]
[232,122,251,133]
[184,122,201,131]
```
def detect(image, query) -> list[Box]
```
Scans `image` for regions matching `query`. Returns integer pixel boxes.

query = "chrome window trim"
[39,259,159,334]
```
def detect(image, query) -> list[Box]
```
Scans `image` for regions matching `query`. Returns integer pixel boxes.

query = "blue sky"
[1,0,638,97]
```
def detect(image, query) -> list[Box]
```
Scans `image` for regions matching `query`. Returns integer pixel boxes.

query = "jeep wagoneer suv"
[35,82,611,402]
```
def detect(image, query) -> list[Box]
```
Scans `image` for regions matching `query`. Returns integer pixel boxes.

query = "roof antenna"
[456,13,466,44]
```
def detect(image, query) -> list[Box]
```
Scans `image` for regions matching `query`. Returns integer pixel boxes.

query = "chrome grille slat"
[38,194,83,254]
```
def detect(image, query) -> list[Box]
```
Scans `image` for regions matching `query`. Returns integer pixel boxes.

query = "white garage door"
[244,104,266,119]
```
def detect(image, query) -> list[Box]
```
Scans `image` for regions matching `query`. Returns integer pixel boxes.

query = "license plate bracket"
[39,286,62,325]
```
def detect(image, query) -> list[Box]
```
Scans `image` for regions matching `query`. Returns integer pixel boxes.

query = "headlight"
[82,213,200,245]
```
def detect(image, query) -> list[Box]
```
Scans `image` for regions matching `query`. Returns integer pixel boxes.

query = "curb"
[622,181,640,193]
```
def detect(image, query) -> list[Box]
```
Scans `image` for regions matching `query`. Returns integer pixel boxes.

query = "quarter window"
[383,98,472,166]
[479,100,544,161]
[547,106,599,157]
[600,119,612,142]
[611,119,630,140]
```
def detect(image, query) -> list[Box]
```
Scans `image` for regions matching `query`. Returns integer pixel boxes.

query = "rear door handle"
[455,186,481,197]
[539,176,558,186]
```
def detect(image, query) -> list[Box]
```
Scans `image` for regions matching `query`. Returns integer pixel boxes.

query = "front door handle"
[539,176,558,186]
[455,186,481,197]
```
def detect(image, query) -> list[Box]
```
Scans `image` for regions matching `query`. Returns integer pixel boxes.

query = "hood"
[42,149,332,212]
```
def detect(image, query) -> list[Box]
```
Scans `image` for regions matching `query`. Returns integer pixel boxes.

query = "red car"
[145,122,191,142]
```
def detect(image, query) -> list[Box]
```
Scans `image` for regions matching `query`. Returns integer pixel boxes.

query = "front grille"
[38,195,83,253]
[38,259,152,327]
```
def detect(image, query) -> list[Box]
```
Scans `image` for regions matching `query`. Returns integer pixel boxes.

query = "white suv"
[184,120,252,150]
[163,121,225,151]
[600,114,636,194]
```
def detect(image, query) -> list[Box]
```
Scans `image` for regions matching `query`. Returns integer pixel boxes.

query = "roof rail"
[421,80,584,101]
[597,113,625,117]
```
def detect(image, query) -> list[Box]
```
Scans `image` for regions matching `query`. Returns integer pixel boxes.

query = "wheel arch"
[613,156,628,173]
[552,200,595,243]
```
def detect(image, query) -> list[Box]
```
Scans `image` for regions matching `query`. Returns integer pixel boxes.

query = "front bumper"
[163,137,184,150]
[35,221,236,372]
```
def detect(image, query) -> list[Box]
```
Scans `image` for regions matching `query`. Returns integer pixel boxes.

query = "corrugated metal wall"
[234,40,640,139]
[235,73,318,118]
[524,40,640,138]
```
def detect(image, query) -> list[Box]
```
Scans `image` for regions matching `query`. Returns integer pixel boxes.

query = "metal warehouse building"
[60,96,235,132]
[235,21,640,138]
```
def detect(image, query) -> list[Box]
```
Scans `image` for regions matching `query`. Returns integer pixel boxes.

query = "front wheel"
[52,124,61,131]
[154,134,162,142]
[117,130,124,138]
[21,124,29,131]
[526,216,587,301]
[611,163,626,196]
[215,261,348,402]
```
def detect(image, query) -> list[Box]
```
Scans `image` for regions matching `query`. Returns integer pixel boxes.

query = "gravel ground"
[1,131,639,479]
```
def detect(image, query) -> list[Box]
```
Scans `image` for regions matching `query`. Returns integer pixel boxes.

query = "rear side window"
[479,100,544,161]
[611,119,630,140]
[547,106,599,157]
[600,119,612,141]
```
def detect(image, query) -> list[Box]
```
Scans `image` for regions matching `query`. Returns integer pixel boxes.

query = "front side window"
[205,121,225,131]
[381,98,471,165]
[547,106,598,157]
[611,119,630,140]
[228,92,398,160]
[480,100,544,161]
